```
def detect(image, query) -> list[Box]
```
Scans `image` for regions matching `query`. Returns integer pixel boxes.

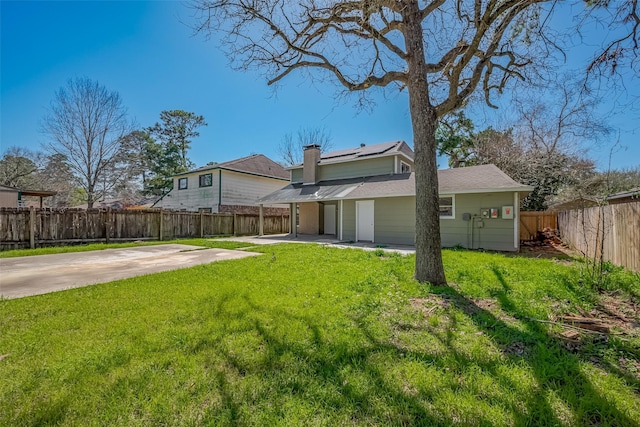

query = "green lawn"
[1,242,638,426]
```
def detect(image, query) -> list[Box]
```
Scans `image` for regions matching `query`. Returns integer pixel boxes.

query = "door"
[324,204,336,235]
[356,200,374,242]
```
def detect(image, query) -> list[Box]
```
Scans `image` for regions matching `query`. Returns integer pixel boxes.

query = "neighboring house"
[259,142,533,251]
[0,185,56,208]
[0,185,19,208]
[154,154,290,214]
[606,188,640,205]
[549,188,639,211]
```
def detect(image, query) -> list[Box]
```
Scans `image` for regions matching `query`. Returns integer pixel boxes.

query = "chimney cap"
[303,144,321,150]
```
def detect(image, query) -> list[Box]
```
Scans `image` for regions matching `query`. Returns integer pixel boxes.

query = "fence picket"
[0,208,290,250]
[558,202,639,273]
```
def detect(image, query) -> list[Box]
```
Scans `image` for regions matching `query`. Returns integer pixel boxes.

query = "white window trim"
[400,161,411,174]
[178,177,188,190]
[439,194,455,220]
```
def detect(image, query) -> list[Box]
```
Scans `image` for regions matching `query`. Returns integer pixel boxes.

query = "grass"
[1,242,638,426]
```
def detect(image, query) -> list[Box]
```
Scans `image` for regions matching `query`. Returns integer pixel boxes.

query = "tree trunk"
[404,3,447,285]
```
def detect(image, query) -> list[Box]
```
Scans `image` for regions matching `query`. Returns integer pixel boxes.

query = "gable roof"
[176,154,289,180]
[288,140,414,169]
[259,164,532,204]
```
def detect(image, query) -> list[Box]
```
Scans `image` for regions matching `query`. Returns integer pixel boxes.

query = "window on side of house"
[198,207,212,213]
[439,196,455,219]
[178,177,188,190]
[199,173,213,187]
[401,161,411,174]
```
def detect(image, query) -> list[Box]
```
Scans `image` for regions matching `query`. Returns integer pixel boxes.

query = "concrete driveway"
[0,244,260,299]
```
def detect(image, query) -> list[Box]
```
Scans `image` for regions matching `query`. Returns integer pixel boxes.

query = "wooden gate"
[519,211,558,242]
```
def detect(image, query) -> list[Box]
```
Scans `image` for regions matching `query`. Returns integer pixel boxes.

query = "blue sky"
[1,1,638,171]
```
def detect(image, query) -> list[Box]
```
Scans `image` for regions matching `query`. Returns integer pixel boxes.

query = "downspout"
[514,192,519,251]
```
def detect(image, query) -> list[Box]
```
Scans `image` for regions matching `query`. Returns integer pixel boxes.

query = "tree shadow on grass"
[426,265,640,426]
[188,288,636,426]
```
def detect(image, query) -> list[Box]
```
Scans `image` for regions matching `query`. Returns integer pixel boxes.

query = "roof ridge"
[217,153,262,167]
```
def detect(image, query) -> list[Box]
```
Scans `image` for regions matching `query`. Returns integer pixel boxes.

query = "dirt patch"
[516,243,578,261]
[409,296,450,316]
[409,295,518,323]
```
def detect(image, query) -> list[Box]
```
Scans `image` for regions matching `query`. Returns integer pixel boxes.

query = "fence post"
[233,213,237,236]
[29,206,36,249]
[159,208,164,241]
[200,210,204,238]
[105,207,111,244]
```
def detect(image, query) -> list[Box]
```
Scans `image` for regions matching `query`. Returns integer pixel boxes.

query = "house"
[548,188,639,211]
[0,185,56,208]
[154,154,290,214]
[258,142,533,251]
[606,188,640,205]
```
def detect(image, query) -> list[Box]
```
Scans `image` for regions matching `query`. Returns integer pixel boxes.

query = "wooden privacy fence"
[0,208,290,250]
[558,202,639,273]
[519,211,558,242]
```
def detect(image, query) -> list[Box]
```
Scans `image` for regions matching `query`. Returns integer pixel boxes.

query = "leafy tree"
[278,127,333,166]
[0,146,43,189]
[436,112,477,168]
[144,110,207,194]
[41,78,132,208]
[190,0,565,285]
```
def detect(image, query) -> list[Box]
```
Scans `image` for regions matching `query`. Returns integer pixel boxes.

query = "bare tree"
[278,126,333,166]
[579,0,640,78]
[42,78,132,208]
[190,0,559,284]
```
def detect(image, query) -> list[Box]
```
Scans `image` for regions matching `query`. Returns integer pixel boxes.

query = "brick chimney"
[302,144,321,184]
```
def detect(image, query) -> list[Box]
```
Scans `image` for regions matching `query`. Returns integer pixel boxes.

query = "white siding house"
[155,154,289,214]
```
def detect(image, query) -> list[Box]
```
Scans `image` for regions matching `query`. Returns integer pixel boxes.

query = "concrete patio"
[217,233,417,255]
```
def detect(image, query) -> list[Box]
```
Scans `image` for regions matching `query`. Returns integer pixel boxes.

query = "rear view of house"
[259,142,533,251]
[155,154,289,215]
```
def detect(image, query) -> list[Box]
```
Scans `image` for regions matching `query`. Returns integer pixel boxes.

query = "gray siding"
[320,157,394,181]
[374,196,416,245]
[439,192,516,251]
[341,200,356,241]
[291,168,303,183]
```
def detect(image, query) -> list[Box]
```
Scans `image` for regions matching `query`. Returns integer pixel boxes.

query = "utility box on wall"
[502,206,514,219]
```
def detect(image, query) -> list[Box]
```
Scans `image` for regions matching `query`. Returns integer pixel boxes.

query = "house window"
[439,196,455,219]
[178,177,188,190]
[198,207,212,213]
[199,173,213,187]
[401,161,411,173]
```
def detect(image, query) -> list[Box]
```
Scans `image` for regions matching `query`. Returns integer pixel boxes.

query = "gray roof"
[288,140,414,169]
[606,187,640,201]
[260,164,532,204]
[177,154,289,180]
